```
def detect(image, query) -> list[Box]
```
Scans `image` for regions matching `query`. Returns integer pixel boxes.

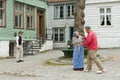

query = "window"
[99,8,111,27]
[14,3,24,28]
[26,6,35,29]
[53,28,65,42]
[54,5,64,19]
[66,4,74,18]
[0,0,6,27]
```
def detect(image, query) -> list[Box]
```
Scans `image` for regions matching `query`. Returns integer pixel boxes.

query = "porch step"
[23,38,46,55]
[32,46,41,49]
[24,50,39,55]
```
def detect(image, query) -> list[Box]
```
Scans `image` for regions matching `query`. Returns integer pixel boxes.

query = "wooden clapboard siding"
[47,0,120,48]
[48,0,74,3]
[86,0,120,4]
[85,1,120,48]
[0,0,46,41]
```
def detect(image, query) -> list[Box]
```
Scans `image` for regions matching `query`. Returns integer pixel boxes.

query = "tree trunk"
[74,0,85,36]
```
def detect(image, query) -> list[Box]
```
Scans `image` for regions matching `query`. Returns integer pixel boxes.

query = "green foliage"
[84,48,88,58]
[61,48,88,58]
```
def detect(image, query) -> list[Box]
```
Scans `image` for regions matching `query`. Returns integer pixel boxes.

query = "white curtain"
[107,15,111,23]
[100,15,104,25]
[106,15,111,25]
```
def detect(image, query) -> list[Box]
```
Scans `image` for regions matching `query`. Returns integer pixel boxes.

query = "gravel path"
[0,49,120,80]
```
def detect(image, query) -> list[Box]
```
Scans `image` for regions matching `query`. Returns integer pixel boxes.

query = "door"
[69,27,73,40]
[9,42,14,58]
[37,10,45,39]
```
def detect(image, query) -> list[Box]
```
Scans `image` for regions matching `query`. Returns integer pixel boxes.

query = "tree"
[74,0,85,36]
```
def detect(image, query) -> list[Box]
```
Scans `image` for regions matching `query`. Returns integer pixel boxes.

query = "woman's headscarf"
[73,31,77,37]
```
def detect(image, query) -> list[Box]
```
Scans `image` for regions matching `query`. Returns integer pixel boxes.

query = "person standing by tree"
[82,26,106,74]
[16,31,24,63]
[72,31,84,71]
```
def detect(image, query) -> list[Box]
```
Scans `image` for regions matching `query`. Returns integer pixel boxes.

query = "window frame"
[54,5,64,19]
[53,27,65,42]
[14,3,24,29]
[0,0,6,27]
[66,4,75,19]
[99,7,112,27]
[26,5,35,30]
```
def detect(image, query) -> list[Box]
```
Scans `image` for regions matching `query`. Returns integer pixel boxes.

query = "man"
[16,31,24,63]
[82,26,106,74]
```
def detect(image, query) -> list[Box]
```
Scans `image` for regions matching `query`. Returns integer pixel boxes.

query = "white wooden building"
[47,0,120,48]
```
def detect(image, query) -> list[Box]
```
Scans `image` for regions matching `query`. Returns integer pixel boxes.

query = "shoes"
[19,60,24,62]
[97,69,106,74]
[84,69,92,72]
[16,60,21,63]
[73,68,84,71]
[102,69,106,72]
[16,60,24,63]
[97,70,103,74]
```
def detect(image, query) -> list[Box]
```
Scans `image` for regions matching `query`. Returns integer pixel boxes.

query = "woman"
[72,31,84,71]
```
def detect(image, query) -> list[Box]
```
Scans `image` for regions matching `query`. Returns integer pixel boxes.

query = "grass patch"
[0,57,5,60]
[46,59,70,66]
[59,56,72,60]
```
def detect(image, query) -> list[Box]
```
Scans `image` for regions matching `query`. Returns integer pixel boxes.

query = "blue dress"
[73,45,84,71]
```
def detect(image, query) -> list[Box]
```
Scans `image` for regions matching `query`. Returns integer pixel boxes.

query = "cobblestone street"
[0,49,120,80]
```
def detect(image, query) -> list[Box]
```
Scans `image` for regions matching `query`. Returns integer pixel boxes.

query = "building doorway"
[37,9,45,39]
[69,27,73,40]
[9,42,14,58]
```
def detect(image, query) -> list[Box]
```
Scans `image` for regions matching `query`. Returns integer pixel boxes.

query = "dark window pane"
[55,34,58,41]
[60,34,64,41]
[60,29,64,41]
[15,15,18,27]
[54,29,58,33]
[27,16,30,28]
[67,7,70,17]
[100,8,104,13]
[72,5,74,15]
[0,1,4,8]
[19,14,21,27]
[67,6,70,10]
[106,8,111,13]
[67,6,70,17]
[53,29,58,41]
[31,16,32,28]
[60,6,63,18]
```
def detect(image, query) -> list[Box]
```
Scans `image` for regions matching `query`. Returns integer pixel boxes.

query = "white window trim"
[54,5,64,19]
[14,3,24,29]
[53,28,65,42]
[0,0,6,27]
[26,6,35,30]
[66,4,75,19]
[98,7,112,27]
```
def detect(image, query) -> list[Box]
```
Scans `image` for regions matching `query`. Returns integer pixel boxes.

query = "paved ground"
[0,49,120,80]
